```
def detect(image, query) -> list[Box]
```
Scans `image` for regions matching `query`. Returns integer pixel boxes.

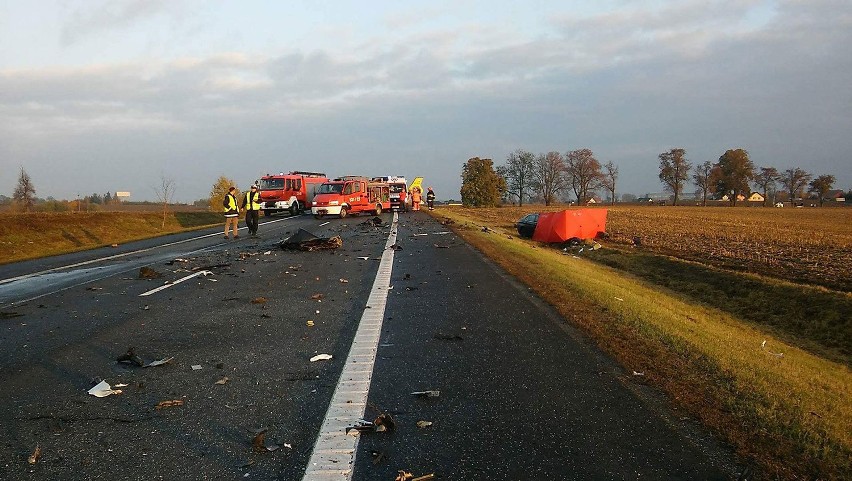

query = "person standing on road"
[223,186,240,239]
[241,184,261,236]
[410,187,422,211]
[426,187,436,211]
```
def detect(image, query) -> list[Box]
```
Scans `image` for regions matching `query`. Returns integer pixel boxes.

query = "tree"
[565,149,602,204]
[658,148,691,206]
[601,161,618,205]
[780,168,812,203]
[752,167,779,207]
[692,161,713,206]
[209,175,238,212]
[104,192,112,204]
[460,157,505,207]
[714,149,755,206]
[532,151,569,206]
[808,174,836,207]
[12,167,36,212]
[621,193,637,203]
[153,175,176,229]
[499,149,537,206]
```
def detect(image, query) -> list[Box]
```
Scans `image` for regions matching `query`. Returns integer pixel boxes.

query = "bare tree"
[499,149,537,206]
[693,161,713,206]
[13,166,36,212]
[533,151,569,206]
[153,175,177,229]
[601,161,618,205]
[753,166,780,207]
[565,149,603,204]
[658,148,691,205]
[780,168,812,203]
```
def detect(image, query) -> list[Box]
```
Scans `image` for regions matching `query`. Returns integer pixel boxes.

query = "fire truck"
[311,176,391,218]
[257,171,328,216]
[372,176,409,212]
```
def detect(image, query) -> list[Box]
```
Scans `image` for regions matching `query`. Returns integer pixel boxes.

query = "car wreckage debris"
[411,390,440,398]
[396,470,436,481]
[88,380,123,397]
[116,347,144,367]
[28,445,42,465]
[279,229,343,251]
[155,399,184,410]
[138,266,163,279]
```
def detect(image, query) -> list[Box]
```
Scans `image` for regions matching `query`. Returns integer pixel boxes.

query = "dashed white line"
[139,270,214,297]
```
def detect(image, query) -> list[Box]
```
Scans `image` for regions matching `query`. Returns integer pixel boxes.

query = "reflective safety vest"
[223,193,239,216]
[243,190,261,211]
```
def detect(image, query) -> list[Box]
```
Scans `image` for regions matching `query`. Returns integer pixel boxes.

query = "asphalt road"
[0,212,739,480]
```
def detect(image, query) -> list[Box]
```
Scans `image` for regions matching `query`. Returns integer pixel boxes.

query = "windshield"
[259,179,283,190]
[389,184,406,193]
[317,183,344,194]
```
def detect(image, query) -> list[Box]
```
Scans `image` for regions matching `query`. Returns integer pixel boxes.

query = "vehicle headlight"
[329,201,339,206]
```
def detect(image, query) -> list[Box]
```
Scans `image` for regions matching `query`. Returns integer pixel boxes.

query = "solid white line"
[0,217,295,285]
[138,270,213,297]
[301,213,398,481]
[319,221,330,227]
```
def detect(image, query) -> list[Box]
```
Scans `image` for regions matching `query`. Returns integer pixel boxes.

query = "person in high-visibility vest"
[242,184,262,236]
[223,186,240,239]
[410,187,422,211]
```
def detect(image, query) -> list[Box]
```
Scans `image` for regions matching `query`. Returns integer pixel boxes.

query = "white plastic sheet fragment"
[88,380,123,397]
[143,357,174,368]
[310,354,333,362]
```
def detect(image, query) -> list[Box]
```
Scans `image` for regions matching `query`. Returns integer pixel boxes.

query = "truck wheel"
[339,207,348,219]
[374,204,382,215]
[262,210,271,217]
[290,202,300,216]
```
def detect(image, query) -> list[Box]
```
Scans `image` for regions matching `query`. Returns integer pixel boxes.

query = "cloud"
[60,0,194,45]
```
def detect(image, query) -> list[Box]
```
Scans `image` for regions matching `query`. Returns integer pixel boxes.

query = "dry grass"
[434,205,852,480]
[0,211,221,265]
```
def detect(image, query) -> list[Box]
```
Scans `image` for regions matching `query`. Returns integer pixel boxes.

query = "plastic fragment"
[144,356,174,368]
[214,377,229,385]
[28,446,41,465]
[416,420,433,428]
[88,380,122,397]
[310,354,332,362]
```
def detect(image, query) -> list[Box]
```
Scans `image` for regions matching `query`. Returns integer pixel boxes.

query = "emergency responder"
[426,187,436,210]
[242,184,262,236]
[411,187,422,211]
[223,186,240,239]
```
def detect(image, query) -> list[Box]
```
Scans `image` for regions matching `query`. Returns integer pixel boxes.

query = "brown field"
[470,205,852,292]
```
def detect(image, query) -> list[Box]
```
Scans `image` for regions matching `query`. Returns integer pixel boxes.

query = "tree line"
[460,148,846,207]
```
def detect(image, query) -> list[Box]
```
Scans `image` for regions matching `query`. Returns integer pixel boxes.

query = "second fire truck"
[311,176,391,218]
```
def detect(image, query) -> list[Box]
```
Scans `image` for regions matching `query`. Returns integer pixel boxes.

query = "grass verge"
[434,207,851,480]
[0,211,221,265]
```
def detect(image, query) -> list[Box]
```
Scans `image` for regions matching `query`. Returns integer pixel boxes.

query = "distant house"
[747,192,765,203]
[825,190,846,202]
[636,197,653,203]
[586,195,603,205]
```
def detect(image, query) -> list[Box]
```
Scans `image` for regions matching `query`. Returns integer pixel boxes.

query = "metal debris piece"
[214,377,230,385]
[280,229,343,251]
[144,357,174,368]
[416,420,433,428]
[374,413,395,432]
[155,399,184,410]
[28,445,41,465]
[396,470,436,481]
[310,354,332,362]
[116,347,144,367]
[345,420,375,435]
[191,365,203,370]
[411,390,440,398]
[88,380,122,397]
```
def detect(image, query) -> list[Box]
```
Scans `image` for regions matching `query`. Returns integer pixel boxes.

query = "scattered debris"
[0,311,24,319]
[251,297,268,304]
[310,354,333,362]
[416,421,433,428]
[345,420,375,435]
[86,286,103,291]
[191,365,203,370]
[88,380,122,397]
[389,243,403,251]
[339,278,349,283]
[357,256,370,260]
[310,293,323,300]
[214,377,230,385]
[251,429,271,453]
[116,347,144,367]
[632,371,645,376]
[374,413,396,432]
[28,445,41,465]
[263,251,272,255]
[433,244,449,249]
[413,233,429,236]
[411,390,440,398]
[396,470,436,481]
[360,216,384,226]
[761,340,784,358]
[114,383,129,388]
[280,229,343,251]
[144,357,174,368]
[306,320,315,327]
[138,267,162,279]
[440,218,454,225]
[111,243,119,248]
[155,399,184,410]
[371,450,386,465]
[166,258,190,265]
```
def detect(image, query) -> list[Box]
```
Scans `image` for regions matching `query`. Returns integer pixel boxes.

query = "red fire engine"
[372,176,409,212]
[311,176,391,218]
[257,171,328,216]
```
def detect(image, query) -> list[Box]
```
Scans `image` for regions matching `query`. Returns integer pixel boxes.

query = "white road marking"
[301,213,398,480]
[0,217,295,285]
[138,270,213,297]
[319,221,330,227]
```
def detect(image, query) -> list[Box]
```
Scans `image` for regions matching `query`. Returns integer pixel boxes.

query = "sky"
[1,0,850,203]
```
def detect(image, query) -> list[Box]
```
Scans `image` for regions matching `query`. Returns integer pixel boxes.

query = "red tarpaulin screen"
[532,209,608,243]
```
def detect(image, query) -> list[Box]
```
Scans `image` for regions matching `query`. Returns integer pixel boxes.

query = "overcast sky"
[1,0,850,202]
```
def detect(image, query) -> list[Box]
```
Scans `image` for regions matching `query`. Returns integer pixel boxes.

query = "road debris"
[371,450,386,465]
[389,243,403,251]
[632,371,645,376]
[310,354,332,362]
[116,347,144,367]
[214,377,230,385]
[345,420,375,435]
[433,244,449,249]
[306,320,315,327]
[86,286,103,291]
[138,267,162,279]
[28,445,41,465]
[339,278,349,283]
[396,471,436,481]
[416,420,433,428]
[280,229,343,251]
[144,357,174,368]
[251,297,268,304]
[761,340,784,358]
[155,399,184,410]
[310,293,323,300]
[374,413,396,432]
[191,365,203,370]
[88,380,122,397]
[411,390,440,398]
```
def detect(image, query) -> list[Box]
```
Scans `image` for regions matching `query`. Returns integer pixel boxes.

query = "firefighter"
[426,187,436,210]
[242,184,262,236]
[223,186,240,239]
[411,187,422,211]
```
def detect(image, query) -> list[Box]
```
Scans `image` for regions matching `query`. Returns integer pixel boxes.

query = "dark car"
[516,213,539,238]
